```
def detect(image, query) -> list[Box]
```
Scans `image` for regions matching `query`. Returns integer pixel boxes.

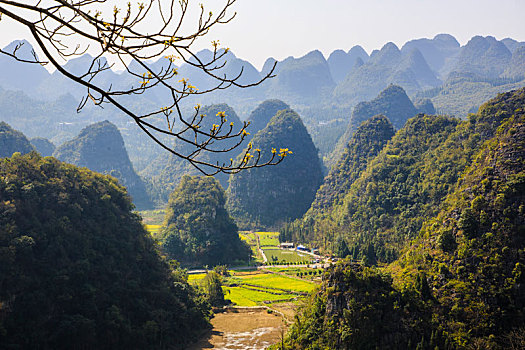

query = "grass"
[232,272,316,293]
[186,270,317,307]
[240,231,262,262]
[263,248,313,264]
[138,209,165,225]
[258,232,280,247]
[223,286,296,306]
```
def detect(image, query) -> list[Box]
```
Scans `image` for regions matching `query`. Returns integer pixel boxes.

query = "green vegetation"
[246,99,290,137]
[232,273,316,293]
[388,87,525,347]
[0,121,34,158]
[224,286,297,306]
[329,85,417,169]
[29,136,55,157]
[278,88,525,349]
[160,175,250,267]
[202,271,226,307]
[280,263,438,349]
[280,114,394,252]
[239,231,262,262]
[0,153,210,349]
[139,209,165,226]
[258,231,280,247]
[227,109,323,229]
[189,269,317,307]
[263,249,312,265]
[53,120,151,209]
[311,115,394,213]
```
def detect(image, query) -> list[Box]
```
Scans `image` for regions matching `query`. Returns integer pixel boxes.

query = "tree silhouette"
[0,0,283,174]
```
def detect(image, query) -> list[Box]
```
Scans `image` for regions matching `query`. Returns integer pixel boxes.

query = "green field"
[139,209,165,225]
[258,231,280,247]
[263,248,313,264]
[188,270,316,307]
[223,286,296,306]
[240,231,263,262]
[232,273,316,293]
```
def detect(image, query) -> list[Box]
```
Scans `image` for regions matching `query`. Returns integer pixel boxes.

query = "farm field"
[263,248,313,264]
[223,286,297,306]
[231,272,316,293]
[139,209,165,225]
[258,231,280,247]
[240,231,263,262]
[267,267,325,281]
[188,270,317,307]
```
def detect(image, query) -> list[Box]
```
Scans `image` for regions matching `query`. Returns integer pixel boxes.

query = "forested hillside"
[0,121,34,158]
[0,153,210,349]
[227,109,323,229]
[53,121,151,209]
[281,115,395,245]
[246,99,290,137]
[1,35,523,202]
[329,85,419,169]
[160,175,250,267]
[277,88,525,349]
[30,137,55,157]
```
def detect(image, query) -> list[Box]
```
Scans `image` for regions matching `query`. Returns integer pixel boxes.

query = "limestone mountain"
[141,104,244,203]
[333,42,440,106]
[246,99,290,136]
[401,34,461,79]
[310,115,395,213]
[280,88,525,350]
[504,44,525,79]
[502,37,525,53]
[0,121,35,158]
[448,35,512,80]
[413,97,436,115]
[389,88,525,347]
[326,114,461,262]
[395,48,442,91]
[265,50,335,105]
[227,109,323,229]
[329,85,418,170]
[281,115,396,245]
[327,45,369,84]
[160,175,250,267]
[0,40,49,95]
[30,137,55,157]
[53,120,151,209]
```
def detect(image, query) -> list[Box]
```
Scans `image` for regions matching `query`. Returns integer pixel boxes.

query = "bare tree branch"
[0,0,281,175]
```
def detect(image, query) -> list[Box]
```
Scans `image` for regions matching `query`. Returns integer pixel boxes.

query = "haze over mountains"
[2,34,523,114]
[1,33,524,210]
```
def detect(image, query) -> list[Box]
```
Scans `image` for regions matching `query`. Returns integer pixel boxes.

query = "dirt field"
[189,308,286,349]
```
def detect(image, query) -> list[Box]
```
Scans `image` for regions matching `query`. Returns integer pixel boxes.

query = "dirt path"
[189,308,286,350]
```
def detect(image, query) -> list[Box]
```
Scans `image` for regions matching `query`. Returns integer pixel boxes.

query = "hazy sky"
[211,0,525,68]
[1,0,524,70]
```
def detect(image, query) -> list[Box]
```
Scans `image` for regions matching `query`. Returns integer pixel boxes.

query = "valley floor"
[189,308,286,350]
